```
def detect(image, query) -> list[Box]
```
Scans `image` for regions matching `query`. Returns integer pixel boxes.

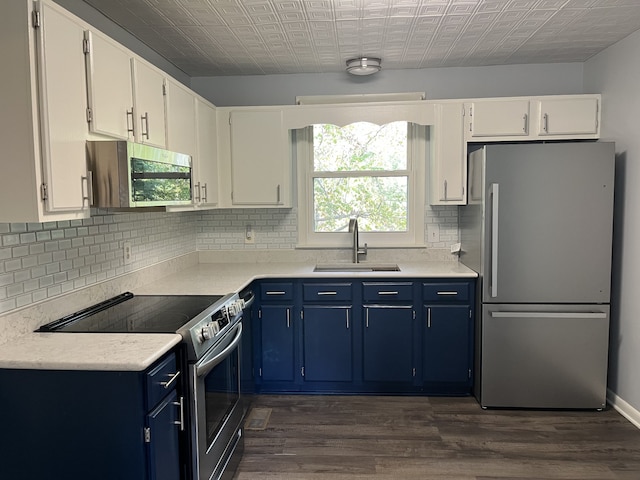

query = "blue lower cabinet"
[259,304,295,382]
[146,389,181,480]
[423,304,473,386]
[363,305,415,383]
[302,305,353,382]
[0,351,184,480]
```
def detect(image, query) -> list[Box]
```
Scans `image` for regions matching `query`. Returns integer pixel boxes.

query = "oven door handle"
[195,322,242,378]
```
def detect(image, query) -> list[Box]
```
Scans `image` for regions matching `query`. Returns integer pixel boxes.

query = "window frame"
[296,122,427,248]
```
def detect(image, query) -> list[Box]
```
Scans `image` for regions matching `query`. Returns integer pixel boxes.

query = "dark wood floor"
[236,395,640,479]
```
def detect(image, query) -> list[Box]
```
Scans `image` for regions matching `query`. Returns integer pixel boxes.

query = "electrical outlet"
[245,225,255,244]
[427,224,440,243]
[123,241,132,265]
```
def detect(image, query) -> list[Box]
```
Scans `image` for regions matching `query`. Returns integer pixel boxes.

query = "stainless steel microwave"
[86,141,193,208]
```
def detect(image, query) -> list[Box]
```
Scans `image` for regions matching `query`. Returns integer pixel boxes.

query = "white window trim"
[296,123,426,249]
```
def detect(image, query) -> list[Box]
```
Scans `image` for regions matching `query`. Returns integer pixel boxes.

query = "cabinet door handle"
[286,308,290,328]
[266,291,286,295]
[276,184,281,203]
[81,172,93,207]
[490,183,499,298]
[194,182,201,202]
[317,291,337,296]
[427,307,431,328]
[173,396,185,431]
[346,309,349,329]
[523,113,528,133]
[126,108,135,137]
[365,307,369,328]
[436,291,459,296]
[378,291,399,296]
[543,113,549,133]
[161,370,180,389]
[141,112,150,139]
[443,179,448,200]
[201,183,208,202]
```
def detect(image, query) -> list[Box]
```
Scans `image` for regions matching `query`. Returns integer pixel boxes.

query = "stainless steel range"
[38,291,248,480]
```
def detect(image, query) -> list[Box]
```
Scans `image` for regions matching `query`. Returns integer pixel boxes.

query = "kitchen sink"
[313,263,401,272]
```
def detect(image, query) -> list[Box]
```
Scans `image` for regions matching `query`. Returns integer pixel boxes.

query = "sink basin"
[313,263,401,272]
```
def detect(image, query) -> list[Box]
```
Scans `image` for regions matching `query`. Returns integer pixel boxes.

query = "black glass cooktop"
[37,292,224,333]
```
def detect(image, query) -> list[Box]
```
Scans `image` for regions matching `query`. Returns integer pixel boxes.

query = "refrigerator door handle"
[490,311,608,319]
[490,183,499,298]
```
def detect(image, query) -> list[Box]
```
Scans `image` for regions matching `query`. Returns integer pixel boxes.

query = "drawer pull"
[317,291,337,296]
[378,291,399,295]
[437,291,459,296]
[161,371,180,389]
[266,291,286,295]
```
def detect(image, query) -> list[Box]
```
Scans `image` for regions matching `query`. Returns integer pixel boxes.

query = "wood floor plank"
[236,395,640,479]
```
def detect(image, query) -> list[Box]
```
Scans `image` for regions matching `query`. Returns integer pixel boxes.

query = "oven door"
[189,321,245,480]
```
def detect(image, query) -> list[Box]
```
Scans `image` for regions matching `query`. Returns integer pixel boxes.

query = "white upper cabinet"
[0,0,89,222]
[536,96,599,136]
[430,102,466,205]
[465,95,600,142]
[230,109,290,207]
[84,30,134,140]
[131,58,166,148]
[165,79,197,158]
[195,99,219,208]
[467,99,530,138]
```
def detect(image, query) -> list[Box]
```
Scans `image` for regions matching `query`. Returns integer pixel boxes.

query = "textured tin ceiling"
[83,0,640,76]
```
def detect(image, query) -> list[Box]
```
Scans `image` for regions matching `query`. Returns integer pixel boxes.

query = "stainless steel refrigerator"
[459,142,615,409]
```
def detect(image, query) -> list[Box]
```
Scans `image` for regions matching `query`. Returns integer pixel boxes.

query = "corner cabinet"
[0,0,90,223]
[229,109,291,207]
[0,351,185,480]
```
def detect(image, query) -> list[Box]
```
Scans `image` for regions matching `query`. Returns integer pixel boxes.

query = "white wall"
[584,30,640,413]
[192,62,585,106]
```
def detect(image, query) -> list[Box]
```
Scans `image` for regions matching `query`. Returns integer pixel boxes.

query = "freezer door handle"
[490,183,499,298]
[490,311,608,319]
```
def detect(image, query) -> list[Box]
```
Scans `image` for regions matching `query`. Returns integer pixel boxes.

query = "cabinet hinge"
[300,310,304,320]
[82,37,91,54]
[144,427,151,443]
[412,368,416,377]
[412,310,416,320]
[86,108,93,123]
[229,114,232,126]
[301,367,305,377]
[468,369,472,379]
[258,309,262,319]
[162,81,167,96]
[40,183,48,201]
[469,106,473,116]
[32,10,41,28]
[469,309,472,318]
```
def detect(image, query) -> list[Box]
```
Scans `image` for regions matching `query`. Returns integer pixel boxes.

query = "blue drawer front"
[260,282,294,301]
[363,282,413,302]
[303,283,352,302]
[146,353,178,410]
[423,282,470,302]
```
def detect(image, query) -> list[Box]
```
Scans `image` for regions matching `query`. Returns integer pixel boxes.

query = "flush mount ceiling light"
[346,57,382,76]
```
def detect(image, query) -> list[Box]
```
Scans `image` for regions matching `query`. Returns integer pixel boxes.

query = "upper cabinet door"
[536,97,599,136]
[468,99,530,138]
[195,99,219,207]
[131,58,166,148]
[430,102,466,205]
[165,79,196,157]
[84,31,134,140]
[36,0,89,215]
[230,109,290,206]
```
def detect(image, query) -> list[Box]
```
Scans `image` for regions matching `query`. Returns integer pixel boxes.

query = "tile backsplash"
[0,210,198,315]
[0,205,459,317]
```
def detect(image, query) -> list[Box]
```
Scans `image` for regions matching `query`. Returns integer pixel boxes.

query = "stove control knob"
[198,326,213,343]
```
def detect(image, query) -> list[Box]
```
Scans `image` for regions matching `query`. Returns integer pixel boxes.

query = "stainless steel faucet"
[348,218,367,263]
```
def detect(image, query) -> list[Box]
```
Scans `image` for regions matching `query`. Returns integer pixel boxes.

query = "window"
[297,121,426,248]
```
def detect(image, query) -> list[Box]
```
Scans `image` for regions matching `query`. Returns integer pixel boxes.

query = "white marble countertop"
[135,261,477,296]
[0,260,476,371]
[0,333,181,371]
